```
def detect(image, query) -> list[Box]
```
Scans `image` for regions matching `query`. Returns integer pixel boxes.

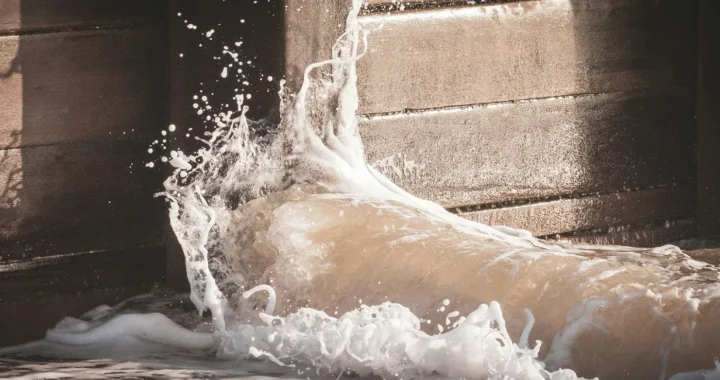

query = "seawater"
[2,1,720,379]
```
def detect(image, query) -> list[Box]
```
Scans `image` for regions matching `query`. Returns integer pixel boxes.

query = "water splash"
[4,1,720,379]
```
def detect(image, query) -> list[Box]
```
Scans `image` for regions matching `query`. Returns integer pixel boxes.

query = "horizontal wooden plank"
[462,187,694,237]
[0,285,155,346]
[362,91,696,207]
[0,140,166,261]
[0,217,165,263]
[0,246,165,300]
[357,0,696,114]
[0,27,167,149]
[0,0,166,34]
[560,218,696,248]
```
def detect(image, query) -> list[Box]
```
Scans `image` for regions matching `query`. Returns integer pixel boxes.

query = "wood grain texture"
[357,0,697,114]
[362,91,696,207]
[0,27,167,149]
[462,187,694,237]
[0,140,166,262]
[0,0,166,34]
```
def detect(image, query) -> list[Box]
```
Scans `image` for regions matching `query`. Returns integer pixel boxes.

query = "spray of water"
[4,1,720,380]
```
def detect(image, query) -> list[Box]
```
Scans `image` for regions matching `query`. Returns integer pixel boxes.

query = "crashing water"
[3,1,720,379]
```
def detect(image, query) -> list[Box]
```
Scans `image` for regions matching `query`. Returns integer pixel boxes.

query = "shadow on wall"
[567,0,698,245]
[0,0,170,345]
[0,0,286,344]
[0,1,172,261]
[0,3,22,238]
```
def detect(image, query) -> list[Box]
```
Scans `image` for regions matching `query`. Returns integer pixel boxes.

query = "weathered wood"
[357,0,697,114]
[0,0,165,34]
[0,140,166,262]
[697,0,720,238]
[563,219,696,248]
[0,3,170,346]
[362,91,696,207]
[462,187,693,237]
[0,28,167,149]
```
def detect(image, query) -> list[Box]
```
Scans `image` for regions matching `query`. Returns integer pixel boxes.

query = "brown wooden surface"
[362,91,696,207]
[463,187,694,237]
[280,0,700,246]
[357,0,696,114]
[0,140,166,261]
[0,28,167,149]
[0,0,165,34]
[0,1,169,345]
[697,0,720,238]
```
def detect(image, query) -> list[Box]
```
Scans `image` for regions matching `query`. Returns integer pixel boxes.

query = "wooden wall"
[0,0,168,345]
[285,0,701,247]
[0,0,712,347]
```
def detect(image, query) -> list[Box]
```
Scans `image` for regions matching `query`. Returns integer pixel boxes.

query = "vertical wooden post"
[698,0,720,238]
